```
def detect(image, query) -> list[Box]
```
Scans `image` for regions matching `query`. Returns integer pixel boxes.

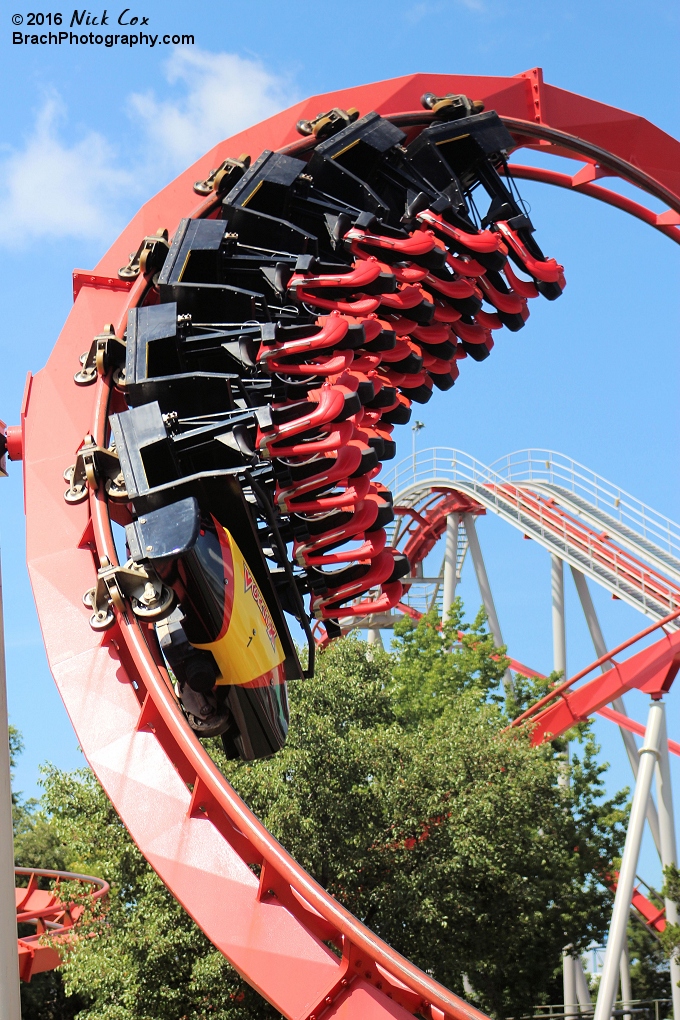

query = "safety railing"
[490,449,680,563]
[384,447,495,498]
[386,448,680,562]
[507,1000,672,1020]
[385,449,680,620]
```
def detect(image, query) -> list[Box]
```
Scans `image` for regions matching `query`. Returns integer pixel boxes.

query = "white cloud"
[404,2,444,24]
[456,0,486,11]
[129,48,295,170]
[405,0,485,19]
[0,48,295,246]
[0,95,133,245]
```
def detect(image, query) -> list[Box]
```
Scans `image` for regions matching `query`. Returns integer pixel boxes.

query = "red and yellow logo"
[243,564,278,652]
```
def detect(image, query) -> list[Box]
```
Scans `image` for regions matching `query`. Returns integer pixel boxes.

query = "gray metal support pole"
[556,557,574,1008]
[552,555,567,677]
[655,703,680,1019]
[366,628,383,649]
[594,700,664,1020]
[571,566,662,853]
[0,559,21,1020]
[463,514,513,696]
[563,950,578,1020]
[571,566,603,662]
[619,945,633,1020]
[575,956,593,1011]
[442,513,459,621]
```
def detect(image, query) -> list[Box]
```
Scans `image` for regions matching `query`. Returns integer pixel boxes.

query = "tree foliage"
[12,601,630,1018]
[629,917,671,1002]
[660,863,680,978]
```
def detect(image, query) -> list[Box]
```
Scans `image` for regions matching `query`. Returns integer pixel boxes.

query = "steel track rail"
[385,447,680,627]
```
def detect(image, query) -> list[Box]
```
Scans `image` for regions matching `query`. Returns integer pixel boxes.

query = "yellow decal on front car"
[194,529,285,685]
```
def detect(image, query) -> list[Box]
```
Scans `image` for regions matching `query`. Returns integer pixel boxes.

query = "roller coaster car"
[104,99,562,759]
[127,496,299,761]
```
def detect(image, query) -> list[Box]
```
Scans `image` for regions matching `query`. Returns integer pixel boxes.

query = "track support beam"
[562,950,578,1020]
[366,628,384,653]
[552,555,567,678]
[0,558,21,1020]
[575,956,592,1011]
[594,700,663,1020]
[555,557,575,1014]
[655,704,680,1019]
[442,513,460,621]
[463,515,513,696]
[619,944,632,1020]
[571,567,662,854]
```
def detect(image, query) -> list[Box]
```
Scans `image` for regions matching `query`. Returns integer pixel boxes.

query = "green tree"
[629,917,671,1002]
[11,602,630,1018]
[9,724,30,820]
[659,863,680,1000]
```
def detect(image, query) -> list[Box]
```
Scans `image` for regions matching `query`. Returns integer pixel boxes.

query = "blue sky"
[1,0,678,886]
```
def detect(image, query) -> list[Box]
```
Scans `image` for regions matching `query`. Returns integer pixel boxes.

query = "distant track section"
[15,867,109,982]
[384,448,680,627]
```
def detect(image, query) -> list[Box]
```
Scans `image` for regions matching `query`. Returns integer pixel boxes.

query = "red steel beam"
[527,628,680,745]
[506,661,680,758]
[396,491,484,574]
[511,608,680,727]
[596,706,680,758]
[504,164,680,245]
[631,886,666,933]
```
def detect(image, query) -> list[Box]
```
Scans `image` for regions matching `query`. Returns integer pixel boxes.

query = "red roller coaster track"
[15,867,109,982]
[9,72,680,1019]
